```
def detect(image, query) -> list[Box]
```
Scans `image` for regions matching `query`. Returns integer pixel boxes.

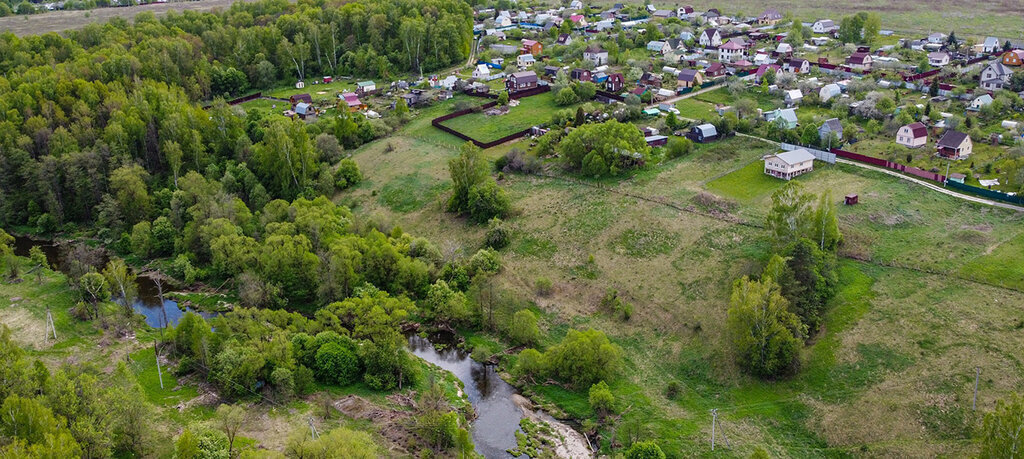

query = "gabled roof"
[701,28,719,39]
[510,71,537,82]
[903,122,928,138]
[765,108,797,124]
[584,45,607,54]
[937,130,970,148]
[972,94,994,105]
[720,39,744,50]
[706,62,725,73]
[773,149,816,165]
[759,8,783,20]
[847,51,871,64]
[678,68,701,81]
[985,61,1013,77]
[820,118,842,132]
[928,51,949,60]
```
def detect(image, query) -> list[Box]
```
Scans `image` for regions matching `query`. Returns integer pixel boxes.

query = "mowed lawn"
[705,159,786,201]
[439,92,569,143]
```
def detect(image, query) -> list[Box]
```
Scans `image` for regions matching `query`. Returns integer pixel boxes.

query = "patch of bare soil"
[334,395,414,456]
[0,305,50,350]
[483,106,510,116]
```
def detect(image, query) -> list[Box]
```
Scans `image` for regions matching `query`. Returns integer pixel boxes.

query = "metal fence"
[780,143,836,164]
[946,180,1024,205]
[830,148,946,182]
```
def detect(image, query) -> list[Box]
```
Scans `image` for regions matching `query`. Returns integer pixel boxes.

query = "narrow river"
[408,333,526,458]
[11,235,213,327]
[13,235,588,458]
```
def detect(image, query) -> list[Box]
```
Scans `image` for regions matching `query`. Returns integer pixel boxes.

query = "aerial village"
[264,2,1024,201]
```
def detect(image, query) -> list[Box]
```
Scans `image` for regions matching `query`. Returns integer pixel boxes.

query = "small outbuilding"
[689,123,718,143]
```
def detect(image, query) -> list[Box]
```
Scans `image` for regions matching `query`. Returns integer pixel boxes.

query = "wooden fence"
[432,86,551,148]
[202,92,262,109]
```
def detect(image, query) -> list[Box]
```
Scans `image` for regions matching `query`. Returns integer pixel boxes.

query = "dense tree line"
[728,183,842,378]
[0,327,152,457]
[0,0,472,233]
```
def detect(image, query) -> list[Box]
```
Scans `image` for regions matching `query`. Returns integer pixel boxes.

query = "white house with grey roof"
[764,149,816,180]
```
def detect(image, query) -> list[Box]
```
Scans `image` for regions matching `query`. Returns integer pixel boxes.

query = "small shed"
[844,194,858,205]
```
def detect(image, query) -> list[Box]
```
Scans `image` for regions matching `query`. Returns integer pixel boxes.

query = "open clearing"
[341,92,1024,456]
[0,0,264,36]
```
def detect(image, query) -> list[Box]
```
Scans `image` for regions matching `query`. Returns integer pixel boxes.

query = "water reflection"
[408,334,525,459]
[12,235,215,328]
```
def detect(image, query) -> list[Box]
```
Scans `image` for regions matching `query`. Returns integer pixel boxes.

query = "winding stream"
[409,334,525,458]
[409,333,592,459]
[13,235,588,457]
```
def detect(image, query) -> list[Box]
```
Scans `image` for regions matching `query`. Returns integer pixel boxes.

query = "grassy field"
[0,0,263,36]
[439,92,571,143]
[345,103,1024,456]
[641,0,1023,38]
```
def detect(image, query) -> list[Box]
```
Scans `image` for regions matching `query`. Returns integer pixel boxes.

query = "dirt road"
[0,0,262,36]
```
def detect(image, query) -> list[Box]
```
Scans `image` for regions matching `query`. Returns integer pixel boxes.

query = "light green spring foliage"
[980,393,1024,458]
[588,380,615,416]
[517,328,623,388]
[726,276,805,378]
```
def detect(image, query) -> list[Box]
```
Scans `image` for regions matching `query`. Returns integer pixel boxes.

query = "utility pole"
[154,338,164,389]
[154,276,168,339]
[973,367,981,411]
[45,308,56,341]
[710,408,717,451]
[308,416,320,440]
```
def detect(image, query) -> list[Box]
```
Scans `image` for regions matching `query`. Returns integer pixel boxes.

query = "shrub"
[484,218,510,250]
[534,277,553,296]
[468,248,501,276]
[514,348,545,381]
[601,288,633,321]
[508,309,541,346]
[625,441,666,459]
[665,137,693,159]
[334,159,363,190]
[543,328,622,388]
[314,341,361,386]
[665,381,681,400]
[588,380,615,417]
[555,87,580,106]
[467,181,511,223]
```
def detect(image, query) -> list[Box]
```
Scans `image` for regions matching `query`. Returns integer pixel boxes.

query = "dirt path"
[0,0,267,36]
[833,158,1024,212]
